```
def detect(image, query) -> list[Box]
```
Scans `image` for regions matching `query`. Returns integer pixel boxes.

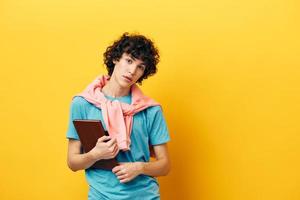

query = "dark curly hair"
[103,32,160,84]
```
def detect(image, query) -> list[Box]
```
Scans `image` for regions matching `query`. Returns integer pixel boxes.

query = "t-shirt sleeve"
[147,106,171,145]
[66,96,86,140]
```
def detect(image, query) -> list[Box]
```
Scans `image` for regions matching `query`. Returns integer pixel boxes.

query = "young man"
[66,32,171,200]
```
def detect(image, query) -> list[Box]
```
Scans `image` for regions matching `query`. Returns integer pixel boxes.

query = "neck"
[102,77,131,98]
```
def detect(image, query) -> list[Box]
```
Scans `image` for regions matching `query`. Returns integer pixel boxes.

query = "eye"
[138,65,146,71]
[126,59,133,64]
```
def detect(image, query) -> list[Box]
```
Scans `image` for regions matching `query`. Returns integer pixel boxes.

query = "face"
[111,52,146,88]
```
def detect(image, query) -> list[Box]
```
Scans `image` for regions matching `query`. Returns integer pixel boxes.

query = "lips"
[123,75,133,82]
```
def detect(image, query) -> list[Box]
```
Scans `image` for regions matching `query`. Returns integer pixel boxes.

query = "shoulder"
[72,96,89,105]
[145,105,162,113]
[70,96,92,110]
[144,105,164,119]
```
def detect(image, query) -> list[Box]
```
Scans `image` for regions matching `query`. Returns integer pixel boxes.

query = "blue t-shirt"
[66,92,170,200]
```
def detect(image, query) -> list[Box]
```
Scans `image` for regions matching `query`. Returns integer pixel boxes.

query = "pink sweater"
[73,75,160,151]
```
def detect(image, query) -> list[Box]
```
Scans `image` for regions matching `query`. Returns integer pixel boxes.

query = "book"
[72,119,118,170]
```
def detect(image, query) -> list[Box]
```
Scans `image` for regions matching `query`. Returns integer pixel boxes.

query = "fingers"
[117,174,127,180]
[112,165,121,173]
[120,178,130,183]
[112,164,133,183]
[115,168,124,176]
[98,135,111,143]
[112,144,119,156]
[106,137,117,147]
[116,171,131,183]
[112,165,126,174]
[107,143,119,158]
[98,136,118,148]
[112,165,126,176]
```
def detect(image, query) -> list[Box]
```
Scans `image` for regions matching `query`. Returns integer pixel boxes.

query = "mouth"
[123,75,133,82]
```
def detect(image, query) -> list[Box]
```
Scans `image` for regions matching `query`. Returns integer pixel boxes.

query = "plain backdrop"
[0,0,300,199]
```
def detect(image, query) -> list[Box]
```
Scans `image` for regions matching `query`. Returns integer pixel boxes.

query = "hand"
[112,162,144,183]
[90,136,119,161]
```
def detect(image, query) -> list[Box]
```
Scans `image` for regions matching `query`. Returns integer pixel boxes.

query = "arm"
[67,139,96,172]
[140,143,171,176]
[112,143,171,183]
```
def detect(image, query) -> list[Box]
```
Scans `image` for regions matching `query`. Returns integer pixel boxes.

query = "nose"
[128,64,138,75]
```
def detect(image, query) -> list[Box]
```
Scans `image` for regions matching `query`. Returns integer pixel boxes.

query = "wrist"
[87,150,98,162]
[136,162,145,175]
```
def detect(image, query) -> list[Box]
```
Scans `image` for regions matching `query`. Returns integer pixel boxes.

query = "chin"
[118,80,132,88]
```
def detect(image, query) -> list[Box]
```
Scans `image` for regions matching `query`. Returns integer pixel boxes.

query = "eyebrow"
[128,55,146,67]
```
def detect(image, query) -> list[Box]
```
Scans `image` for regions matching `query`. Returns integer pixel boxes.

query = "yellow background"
[1,0,300,199]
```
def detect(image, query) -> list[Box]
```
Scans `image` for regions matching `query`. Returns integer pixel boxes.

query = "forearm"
[139,158,170,177]
[67,151,96,172]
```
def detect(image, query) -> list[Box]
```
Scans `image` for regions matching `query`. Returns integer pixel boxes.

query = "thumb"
[98,135,110,142]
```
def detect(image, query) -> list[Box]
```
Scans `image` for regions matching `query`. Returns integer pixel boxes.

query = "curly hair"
[103,32,160,84]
